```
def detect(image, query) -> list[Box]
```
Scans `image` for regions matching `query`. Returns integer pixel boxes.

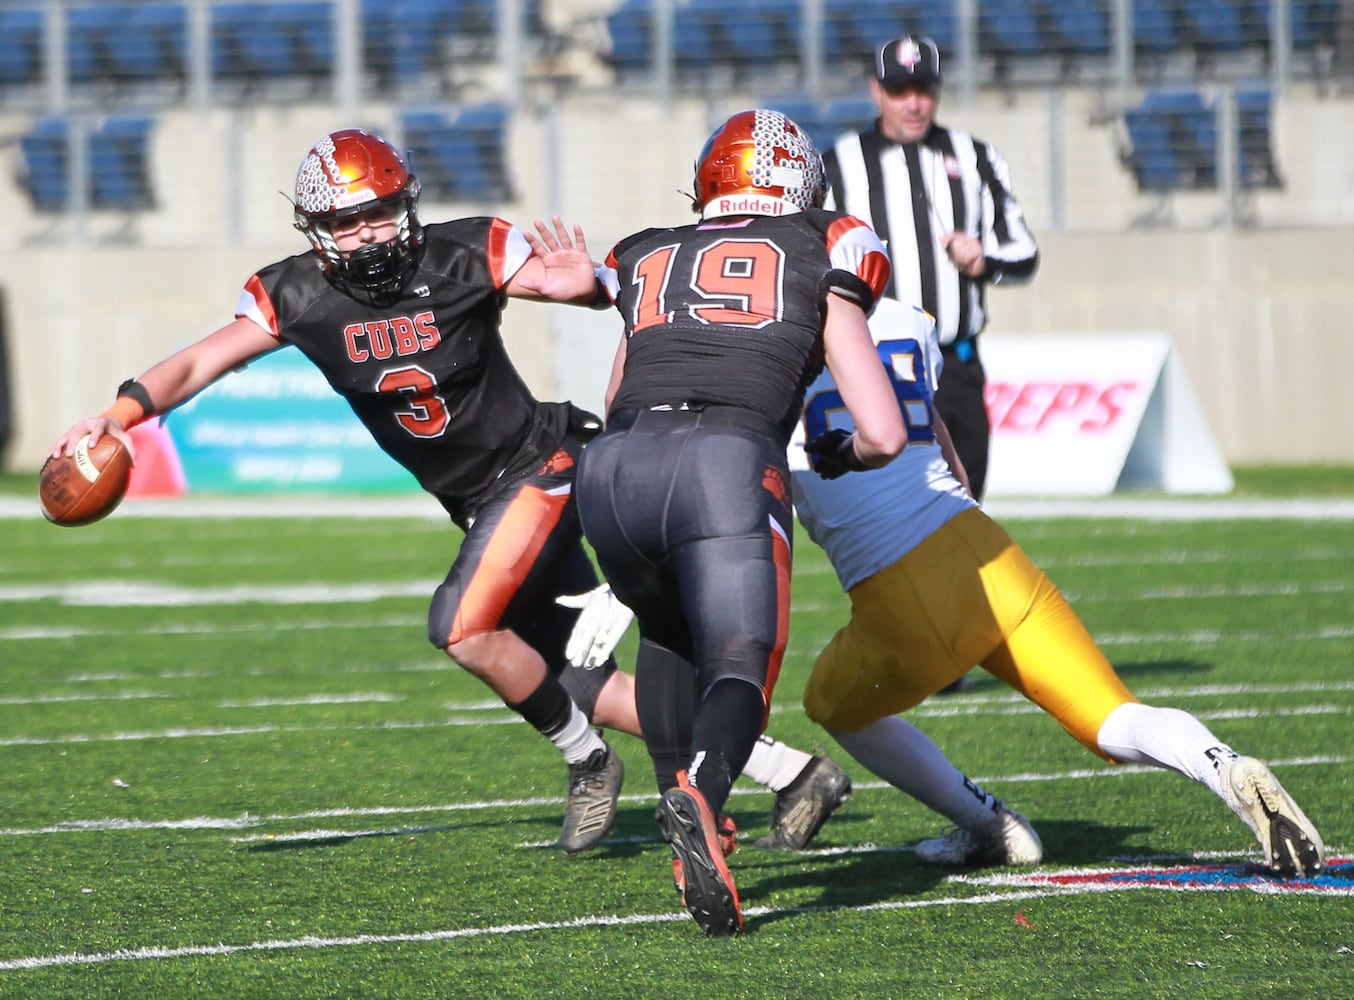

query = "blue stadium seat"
[1043,0,1112,59]
[91,116,157,211]
[1123,91,1210,191]
[18,114,158,213]
[401,104,514,203]
[1180,1,1249,54]
[0,7,44,88]
[604,0,652,70]
[19,117,70,213]
[1133,0,1182,56]
[364,0,448,84]
[68,4,187,86]
[1122,112,1184,192]
[979,0,1045,66]
[213,2,334,86]
[1236,84,1282,188]
[1291,0,1339,51]
[823,0,959,67]
[365,0,545,82]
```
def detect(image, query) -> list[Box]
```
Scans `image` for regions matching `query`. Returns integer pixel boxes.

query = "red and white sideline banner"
[981,333,1233,496]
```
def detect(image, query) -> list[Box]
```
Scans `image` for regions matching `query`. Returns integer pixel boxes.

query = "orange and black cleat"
[656,783,744,936]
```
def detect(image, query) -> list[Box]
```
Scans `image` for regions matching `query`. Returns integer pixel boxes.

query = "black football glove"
[805,428,871,480]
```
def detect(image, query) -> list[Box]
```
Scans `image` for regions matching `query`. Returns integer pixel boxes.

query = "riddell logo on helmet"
[713,195,788,216]
[333,188,376,209]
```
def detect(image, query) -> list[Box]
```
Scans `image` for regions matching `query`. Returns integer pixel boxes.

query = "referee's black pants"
[936,343,990,502]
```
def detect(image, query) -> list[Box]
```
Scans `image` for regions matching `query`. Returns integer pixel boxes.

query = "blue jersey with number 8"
[791,299,976,591]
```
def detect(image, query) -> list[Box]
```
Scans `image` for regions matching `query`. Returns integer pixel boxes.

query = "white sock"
[829,717,1000,830]
[1096,702,1236,797]
[550,702,606,765]
[741,735,814,791]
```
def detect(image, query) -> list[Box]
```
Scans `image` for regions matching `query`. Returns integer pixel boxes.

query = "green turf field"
[1,469,1350,998]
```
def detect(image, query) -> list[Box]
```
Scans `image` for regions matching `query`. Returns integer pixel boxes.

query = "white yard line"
[2,862,1348,973]
[1,755,1345,841]
[0,888,1091,971]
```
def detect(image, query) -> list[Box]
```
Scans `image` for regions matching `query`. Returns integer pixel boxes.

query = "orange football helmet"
[692,109,826,221]
[292,128,423,300]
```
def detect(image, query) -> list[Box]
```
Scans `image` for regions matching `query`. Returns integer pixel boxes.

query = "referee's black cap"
[876,35,942,88]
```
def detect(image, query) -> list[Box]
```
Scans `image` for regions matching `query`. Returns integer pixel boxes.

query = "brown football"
[39,433,133,527]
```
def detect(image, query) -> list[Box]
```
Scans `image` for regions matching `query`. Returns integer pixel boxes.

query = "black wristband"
[117,378,157,417]
[587,276,612,310]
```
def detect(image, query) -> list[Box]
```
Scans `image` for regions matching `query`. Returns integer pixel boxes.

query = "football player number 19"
[628,238,786,332]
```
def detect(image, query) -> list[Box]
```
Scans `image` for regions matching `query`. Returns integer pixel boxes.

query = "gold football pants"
[804,507,1137,758]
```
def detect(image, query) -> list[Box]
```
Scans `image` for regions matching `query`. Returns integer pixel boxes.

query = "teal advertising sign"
[166,347,418,493]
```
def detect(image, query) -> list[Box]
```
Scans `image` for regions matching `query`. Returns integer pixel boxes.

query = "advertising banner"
[164,347,416,493]
[982,334,1233,496]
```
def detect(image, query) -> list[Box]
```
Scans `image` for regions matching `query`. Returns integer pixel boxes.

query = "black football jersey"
[601,209,890,434]
[237,218,570,514]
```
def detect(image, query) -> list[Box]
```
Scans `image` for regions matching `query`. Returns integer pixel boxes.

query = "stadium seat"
[212,2,334,87]
[1133,0,1182,57]
[1291,0,1339,51]
[0,7,44,89]
[1042,0,1112,60]
[1123,90,1210,191]
[979,0,1045,72]
[401,104,514,203]
[823,0,959,67]
[1122,86,1280,192]
[1141,89,1216,188]
[18,117,70,213]
[1179,1,1249,54]
[363,0,452,85]
[91,116,157,211]
[1236,85,1282,188]
[18,114,158,213]
[68,4,187,87]
[603,0,652,70]
[1122,113,1186,192]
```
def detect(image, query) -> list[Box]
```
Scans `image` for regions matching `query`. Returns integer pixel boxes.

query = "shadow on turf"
[1108,658,1214,680]
[729,819,1151,932]
[955,658,1213,692]
[243,823,459,851]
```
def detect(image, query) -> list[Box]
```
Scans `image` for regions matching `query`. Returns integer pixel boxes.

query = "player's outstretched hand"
[521,215,597,302]
[556,584,635,669]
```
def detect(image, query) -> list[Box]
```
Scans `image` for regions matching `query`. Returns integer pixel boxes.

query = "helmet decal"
[294,134,377,215]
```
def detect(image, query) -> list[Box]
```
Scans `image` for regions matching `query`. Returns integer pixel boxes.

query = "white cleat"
[914,803,1043,867]
[1220,755,1325,878]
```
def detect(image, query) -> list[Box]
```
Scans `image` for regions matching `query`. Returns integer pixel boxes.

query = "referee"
[822,35,1039,502]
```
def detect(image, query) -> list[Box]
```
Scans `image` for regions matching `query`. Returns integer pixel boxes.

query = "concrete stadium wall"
[3,89,1353,473]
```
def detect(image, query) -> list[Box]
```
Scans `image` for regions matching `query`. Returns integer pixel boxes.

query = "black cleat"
[754,755,852,850]
[559,741,624,854]
[657,785,743,936]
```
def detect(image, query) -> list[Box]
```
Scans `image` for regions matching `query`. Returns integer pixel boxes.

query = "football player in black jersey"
[49,128,852,857]
[579,110,908,934]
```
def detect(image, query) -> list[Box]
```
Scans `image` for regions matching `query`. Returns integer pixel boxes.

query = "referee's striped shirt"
[822,123,1038,351]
